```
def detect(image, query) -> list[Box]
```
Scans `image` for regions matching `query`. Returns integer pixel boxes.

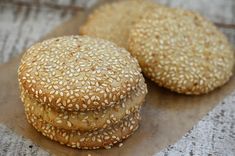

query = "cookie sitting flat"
[128,7,234,95]
[80,0,160,48]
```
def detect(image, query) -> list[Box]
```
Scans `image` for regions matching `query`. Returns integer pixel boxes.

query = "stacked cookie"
[18,36,147,149]
[81,1,234,95]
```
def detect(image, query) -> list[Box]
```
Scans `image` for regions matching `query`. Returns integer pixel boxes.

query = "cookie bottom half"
[25,109,140,149]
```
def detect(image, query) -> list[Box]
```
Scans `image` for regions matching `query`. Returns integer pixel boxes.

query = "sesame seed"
[104,136,110,140]
[56,120,62,124]
[82,104,87,108]
[118,143,123,147]
[65,135,69,141]
[56,98,61,104]
[43,97,47,102]
[53,85,59,90]
[75,104,80,110]
[84,95,89,99]
[67,121,72,127]
[91,95,96,101]
[80,138,85,142]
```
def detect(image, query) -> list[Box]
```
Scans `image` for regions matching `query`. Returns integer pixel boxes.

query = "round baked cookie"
[22,78,146,131]
[25,109,140,149]
[18,35,148,149]
[128,7,234,95]
[80,0,160,48]
[18,35,146,111]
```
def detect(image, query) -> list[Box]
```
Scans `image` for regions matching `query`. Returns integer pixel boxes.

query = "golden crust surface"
[25,109,140,149]
[18,35,147,111]
[80,0,160,48]
[128,8,234,95]
[22,79,146,131]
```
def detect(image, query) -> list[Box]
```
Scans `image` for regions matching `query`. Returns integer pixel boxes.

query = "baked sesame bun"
[18,35,147,149]
[128,7,234,95]
[80,0,160,48]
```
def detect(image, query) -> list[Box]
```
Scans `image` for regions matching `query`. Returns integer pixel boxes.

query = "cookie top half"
[128,8,234,94]
[80,0,159,48]
[18,36,146,111]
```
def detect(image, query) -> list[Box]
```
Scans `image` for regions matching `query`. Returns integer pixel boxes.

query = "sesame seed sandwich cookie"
[18,36,147,149]
[80,0,161,49]
[128,7,234,95]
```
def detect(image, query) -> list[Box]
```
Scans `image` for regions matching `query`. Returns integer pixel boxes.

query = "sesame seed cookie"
[80,0,160,48]
[21,78,146,131]
[18,36,147,111]
[25,109,140,149]
[128,7,234,94]
[18,35,147,149]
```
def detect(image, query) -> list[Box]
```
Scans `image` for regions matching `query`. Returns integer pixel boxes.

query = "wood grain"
[156,92,235,156]
[0,3,72,63]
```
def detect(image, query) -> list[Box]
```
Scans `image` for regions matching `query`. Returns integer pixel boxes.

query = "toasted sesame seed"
[63,115,68,119]
[68,104,73,107]
[56,98,61,104]
[91,95,96,101]
[67,121,72,127]
[65,135,69,141]
[80,138,85,142]
[53,85,59,90]
[82,104,87,108]
[106,120,111,124]
[56,120,62,124]
[104,136,110,140]
[43,96,47,102]
[118,143,123,147]
[75,104,80,110]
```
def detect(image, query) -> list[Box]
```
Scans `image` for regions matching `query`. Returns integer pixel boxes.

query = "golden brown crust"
[128,7,234,95]
[18,36,147,111]
[80,0,160,48]
[18,35,148,149]
[22,80,146,131]
[25,109,140,149]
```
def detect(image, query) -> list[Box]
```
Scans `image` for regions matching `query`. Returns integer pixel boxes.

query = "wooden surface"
[0,0,235,155]
[157,93,235,156]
